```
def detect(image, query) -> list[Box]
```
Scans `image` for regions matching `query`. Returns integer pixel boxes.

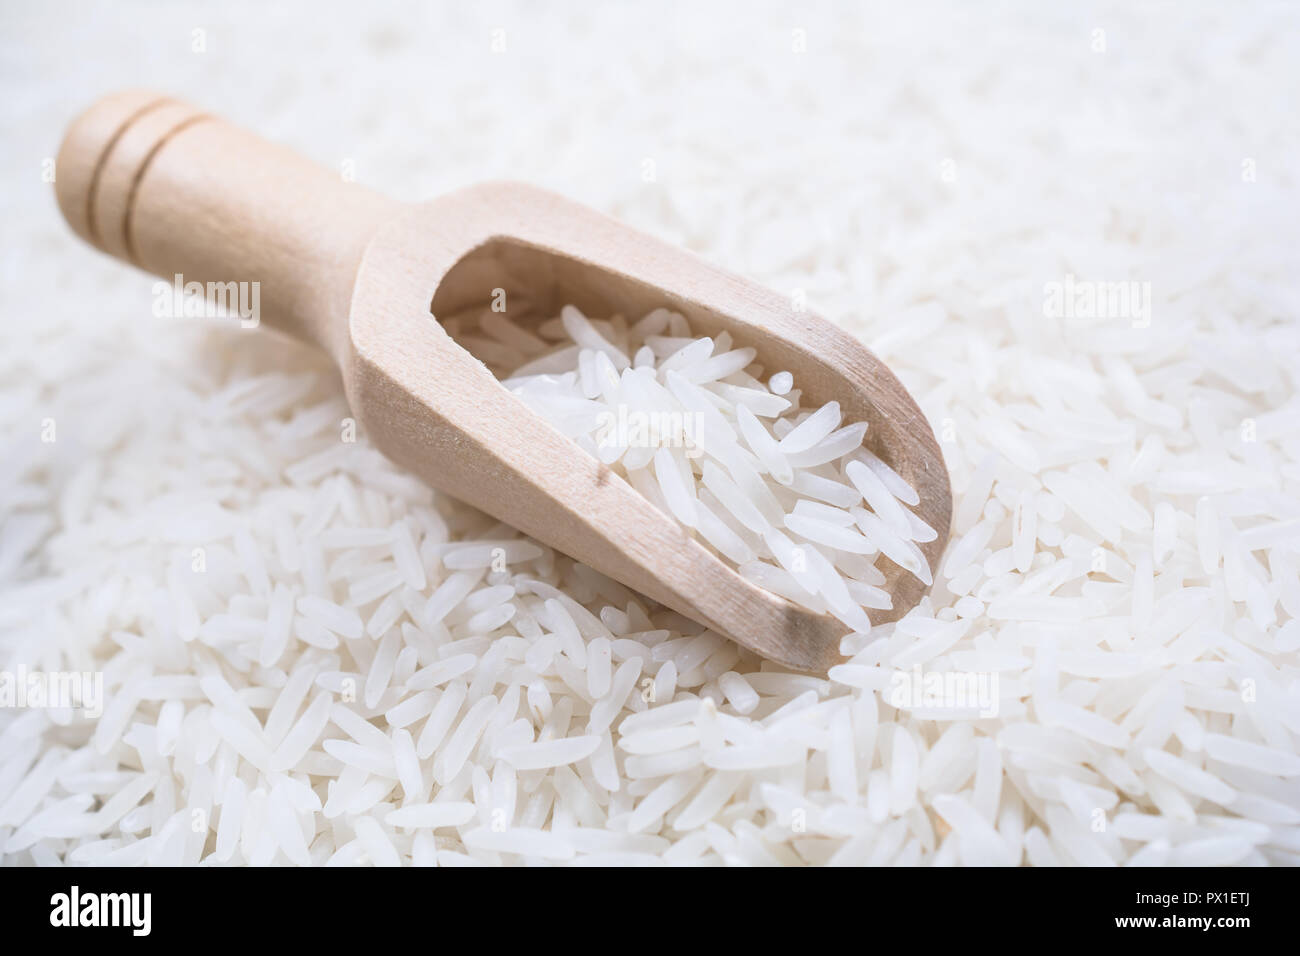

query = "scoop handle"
[54,90,401,355]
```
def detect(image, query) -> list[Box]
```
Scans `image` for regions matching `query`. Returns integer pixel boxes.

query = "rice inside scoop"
[464,304,931,633]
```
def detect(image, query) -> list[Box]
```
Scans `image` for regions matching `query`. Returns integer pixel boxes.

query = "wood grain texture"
[55,91,952,674]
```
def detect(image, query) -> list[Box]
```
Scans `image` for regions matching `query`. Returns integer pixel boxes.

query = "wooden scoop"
[55,90,951,674]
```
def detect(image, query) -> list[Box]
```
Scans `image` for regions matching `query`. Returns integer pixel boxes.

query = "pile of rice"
[2,2,1298,866]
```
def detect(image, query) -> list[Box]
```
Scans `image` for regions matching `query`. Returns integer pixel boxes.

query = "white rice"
[498,305,927,632]
[2,1,1298,867]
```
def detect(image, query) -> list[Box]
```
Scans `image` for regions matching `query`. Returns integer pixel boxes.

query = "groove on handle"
[55,90,401,355]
